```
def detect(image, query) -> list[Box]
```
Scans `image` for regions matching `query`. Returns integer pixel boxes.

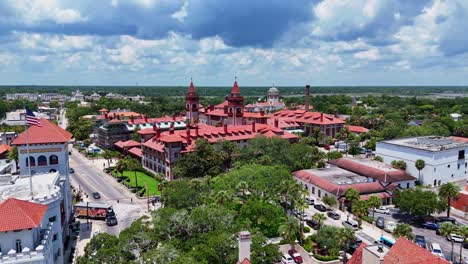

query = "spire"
[188,80,196,93]
[231,77,240,94]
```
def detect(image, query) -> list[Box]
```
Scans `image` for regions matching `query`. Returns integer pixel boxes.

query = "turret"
[226,80,244,126]
[185,81,200,123]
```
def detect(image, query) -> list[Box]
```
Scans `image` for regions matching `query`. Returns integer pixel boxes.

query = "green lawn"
[119,170,160,196]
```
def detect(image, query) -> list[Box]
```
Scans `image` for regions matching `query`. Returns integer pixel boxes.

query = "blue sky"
[1,0,468,86]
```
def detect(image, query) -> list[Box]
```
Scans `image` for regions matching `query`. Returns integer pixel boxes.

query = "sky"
[1,0,468,86]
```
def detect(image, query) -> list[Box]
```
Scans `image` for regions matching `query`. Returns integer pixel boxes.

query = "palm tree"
[439,182,461,218]
[344,188,360,212]
[278,216,300,250]
[312,213,327,229]
[393,223,413,240]
[115,158,128,178]
[8,146,18,170]
[457,225,468,264]
[102,150,113,168]
[414,159,425,183]
[367,195,381,220]
[439,222,456,262]
[322,195,337,209]
[337,227,355,263]
[213,190,231,205]
[126,158,141,189]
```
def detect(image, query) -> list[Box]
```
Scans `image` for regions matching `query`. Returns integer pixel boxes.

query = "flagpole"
[24,107,33,200]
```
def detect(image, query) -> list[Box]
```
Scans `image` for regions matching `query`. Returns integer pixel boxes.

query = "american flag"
[25,108,42,127]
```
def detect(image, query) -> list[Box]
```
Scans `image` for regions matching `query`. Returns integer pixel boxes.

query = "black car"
[347,238,363,254]
[327,211,340,220]
[69,168,75,173]
[376,217,385,229]
[314,204,327,212]
[414,235,426,249]
[92,192,101,199]
[305,197,315,205]
[436,217,456,224]
[106,216,118,226]
[306,219,320,230]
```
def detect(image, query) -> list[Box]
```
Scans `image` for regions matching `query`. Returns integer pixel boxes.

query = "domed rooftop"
[268,86,279,94]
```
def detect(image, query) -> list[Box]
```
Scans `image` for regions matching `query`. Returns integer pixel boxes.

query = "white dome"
[268,87,279,94]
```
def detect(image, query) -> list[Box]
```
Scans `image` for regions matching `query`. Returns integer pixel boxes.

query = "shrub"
[391,160,407,170]
[373,156,383,162]
[303,226,311,233]
[313,254,338,261]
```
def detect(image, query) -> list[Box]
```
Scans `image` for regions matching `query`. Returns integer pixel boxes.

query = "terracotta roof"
[0,198,47,232]
[383,237,449,264]
[243,112,269,119]
[293,170,396,197]
[452,136,468,143]
[12,119,72,145]
[236,258,251,264]
[138,128,158,135]
[188,81,196,93]
[129,117,184,125]
[0,144,12,155]
[272,110,345,125]
[231,81,240,94]
[345,125,369,134]
[330,158,415,183]
[114,140,141,149]
[348,242,367,264]
[205,109,228,117]
[214,101,229,109]
[108,119,124,124]
[99,108,108,112]
[128,147,143,158]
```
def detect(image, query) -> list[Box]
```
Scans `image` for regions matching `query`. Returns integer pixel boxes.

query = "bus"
[74,202,114,220]
[379,235,396,248]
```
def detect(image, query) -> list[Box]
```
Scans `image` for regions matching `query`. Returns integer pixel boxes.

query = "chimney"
[116,114,120,120]
[223,123,228,134]
[186,127,191,145]
[252,122,256,132]
[195,125,200,137]
[153,123,157,131]
[104,113,108,120]
[130,115,134,123]
[238,231,251,263]
[169,128,174,135]
[334,111,338,118]
[320,112,324,122]
[260,109,265,116]
[155,127,161,138]
[274,119,279,128]
[144,115,148,123]
[170,122,174,129]
[172,113,176,121]
[305,84,310,112]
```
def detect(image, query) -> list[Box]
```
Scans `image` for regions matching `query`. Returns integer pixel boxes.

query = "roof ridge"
[14,199,38,227]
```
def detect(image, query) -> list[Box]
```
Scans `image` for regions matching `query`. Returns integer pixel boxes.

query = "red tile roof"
[383,237,449,264]
[231,81,240,94]
[236,258,250,264]
[330,158,415,183]
[272,110,345,125]
[205,109,228,117]
[243,112,269,119]
[128,147,143,158]
[293,169,396,197]
[348,242,367,264]
[0,144,12,155]
[188,81,196,93]
[0,198,47,232]
[345,125,369,134]
[452,136,468,143]
[12,119,72,145]
[129,116,184,125]
[114,140,141,149]
[214,101,229,110]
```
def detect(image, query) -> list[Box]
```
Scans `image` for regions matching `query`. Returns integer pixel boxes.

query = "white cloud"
[354,48,380,61]
[7,0,86,25]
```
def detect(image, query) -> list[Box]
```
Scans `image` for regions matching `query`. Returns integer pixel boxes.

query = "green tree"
[373,156,383,162]
[8,146,18,164]
[367,195,381,220]
[347,141,360,156]
[278,216,300,249]
[391,160,407,170]
[337,227,356,263]
[240,198,285,237]
[415,159,425,182]
[393,223,413,240]
[161,179,200,209]
[351,200,368,227]
[126,157,141,188]
[344,188,360,211]
[326,151,342,161]
[76,233,132,264]
[115,158,128,178]
[173,139,223,178]
[102,150,113,168]
[322,195,337,209]
[312,213,327,230]
[394,188,447,216]
[457,226,468,264]
[439,182,461,218]
[439,222,457,262]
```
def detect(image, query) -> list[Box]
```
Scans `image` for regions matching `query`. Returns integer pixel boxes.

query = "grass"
[117,170,160,196]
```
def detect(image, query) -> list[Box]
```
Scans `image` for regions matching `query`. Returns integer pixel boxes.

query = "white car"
[281,254,295,264]
[372,206,391,214]
[447,234,464,243]
[384,221,397,233]
[429,243,445,259]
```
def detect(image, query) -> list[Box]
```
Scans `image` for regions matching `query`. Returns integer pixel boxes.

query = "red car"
[287,249,303,263]
[323,144,330,150]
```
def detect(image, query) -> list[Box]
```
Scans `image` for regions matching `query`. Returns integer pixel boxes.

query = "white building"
[2,110,53,126]
[0,198,55,264]
[376,136,468,186]
[6,94,39,101]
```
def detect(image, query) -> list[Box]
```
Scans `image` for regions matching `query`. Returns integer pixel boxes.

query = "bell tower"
[185,80,199,123]
[226,79,244,126]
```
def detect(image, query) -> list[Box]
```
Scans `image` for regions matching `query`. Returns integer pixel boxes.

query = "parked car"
[106,216,118,226]
[348,237,363,254]
[305,197,315,205]
[306,219,320,230]
[447,234,464,243]
[414,235,426,249]
[287,249,303,264]
[342,220,359,231]
[69,168,75,173]
[323,144,330,150]
[92,192,101,199]
[384,221,397,233]
[371,206,390,215]
[437,217,457,224]
[422,222,440,230]
[314,204,327,212]
[292,209,299,216]
[281,254,295,264]
[428,243,445,259]
[376,217,385,229]
[327,211,340,220]
[296,212,308,220]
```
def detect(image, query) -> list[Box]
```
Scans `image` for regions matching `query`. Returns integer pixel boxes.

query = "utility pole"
[146,183,149,212]
[86,201,90,230]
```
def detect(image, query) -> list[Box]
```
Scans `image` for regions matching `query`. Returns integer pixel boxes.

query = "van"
[342,220,359,230]
[429,243,445,259]
[305,197,314,205]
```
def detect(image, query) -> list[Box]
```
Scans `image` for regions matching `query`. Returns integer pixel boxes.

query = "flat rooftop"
[303,166,368,185]
[344,157,400,173]
[381,136,468,152]
[0,172,60,202]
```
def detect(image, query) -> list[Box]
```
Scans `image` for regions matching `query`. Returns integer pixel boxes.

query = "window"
[434,179,437,186]
[438,180,441,186]
[459,150,465,160]
[53,234,57,241]
[448,164,451,168]
[15,239,22,253]
[49,155,59,165]
[459,164,461,170]
[406,183,410,188]
[26,156,35,167]
[312,187,315,194]
[318,190,321,198]
[434,168,436,172]
[38,155,47,166]
[49,216,56,222]
[452,174,454,178]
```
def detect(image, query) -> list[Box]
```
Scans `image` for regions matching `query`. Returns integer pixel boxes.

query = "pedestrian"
[131,198,133,203]
[103,163,105,168]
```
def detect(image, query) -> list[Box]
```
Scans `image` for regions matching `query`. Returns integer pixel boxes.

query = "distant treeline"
[1,85,468,97]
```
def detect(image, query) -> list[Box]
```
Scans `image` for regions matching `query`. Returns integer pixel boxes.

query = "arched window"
[49,155,59,165]
[26,156,36,167]
[38,156,47,166]
[15,239,22,253]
